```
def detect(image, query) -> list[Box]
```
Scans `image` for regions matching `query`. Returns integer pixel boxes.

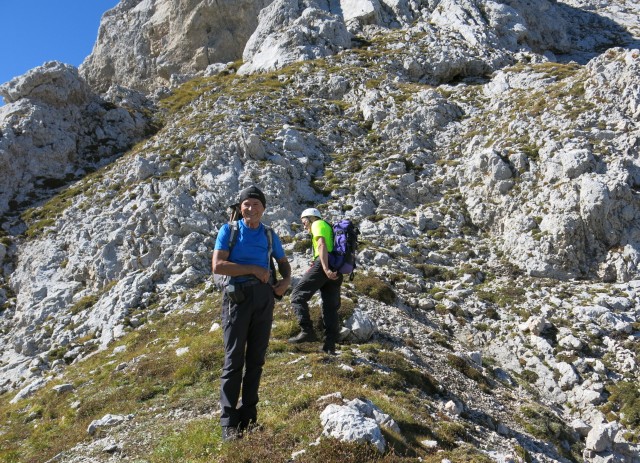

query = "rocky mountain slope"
[1,0,640,462]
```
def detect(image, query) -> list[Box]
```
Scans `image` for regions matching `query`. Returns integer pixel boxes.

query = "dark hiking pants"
[290,259,343,350]
[220,281,274,427]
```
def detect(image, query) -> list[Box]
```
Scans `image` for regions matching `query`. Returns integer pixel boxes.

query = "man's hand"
[253,266,271,283]
[272,279,289,297]
[325,268,339,280]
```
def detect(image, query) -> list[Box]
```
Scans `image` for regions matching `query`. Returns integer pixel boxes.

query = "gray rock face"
[0,61,153,217]
[0,61,92,106]
[80,0,273,92]
[461,47,640,282]
[238,0,352,75]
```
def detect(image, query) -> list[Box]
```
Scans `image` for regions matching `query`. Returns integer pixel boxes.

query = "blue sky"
[0,0,118,104]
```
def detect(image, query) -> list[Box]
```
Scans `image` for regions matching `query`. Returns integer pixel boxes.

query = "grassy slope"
[0,282,497,463]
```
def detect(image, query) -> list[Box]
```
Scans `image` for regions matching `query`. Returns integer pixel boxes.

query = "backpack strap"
[227,220,240,252]
[265,226,273,264]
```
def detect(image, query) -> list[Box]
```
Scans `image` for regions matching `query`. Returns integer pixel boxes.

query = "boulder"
[585,421,620,453]
[343,309,376,342]
[320,401,388,452]
[239,0,352,74]
[0,61,91,106]
[87,414,132,435]
[9,378,49,404]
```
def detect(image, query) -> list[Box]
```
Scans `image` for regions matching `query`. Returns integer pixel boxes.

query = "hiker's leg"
[320,274,343,352]
[219,294,251,427]
[239,284,274,426]
[290,260,326,333]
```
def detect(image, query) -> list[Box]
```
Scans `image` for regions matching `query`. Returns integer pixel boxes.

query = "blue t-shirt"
[215,220,285,270]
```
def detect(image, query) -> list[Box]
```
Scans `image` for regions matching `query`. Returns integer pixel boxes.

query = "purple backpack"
[328,219,360,280]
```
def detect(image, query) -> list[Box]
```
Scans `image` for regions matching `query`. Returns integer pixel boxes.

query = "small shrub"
[446,354,491,393]
[375,351,438,395]
[418,264,456,281]
[476,286,526,308]
[514,444,533,463]
[436,421,468,449]
[354,274,395,304]
[293,238,311,253]
[602,381,640,430]
[520,370,539,383]
[516,405,579,461]
[69,294,99,315]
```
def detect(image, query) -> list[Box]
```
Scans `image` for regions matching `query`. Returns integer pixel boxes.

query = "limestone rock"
[9,378,49,404]
[53,383,75,394]
[238,0,352,75]
[0,62,154,217]
[444,400,463,416]
[320,402,386,452]
[87,414,132,435]
[585,421,620,453]
[343,309,376,342]
[0,61,91,106]
[80,0,272,92]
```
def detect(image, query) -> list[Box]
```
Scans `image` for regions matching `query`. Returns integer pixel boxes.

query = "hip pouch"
[226,283,245,304]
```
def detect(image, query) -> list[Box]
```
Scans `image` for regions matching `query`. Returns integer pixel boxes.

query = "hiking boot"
[322,338,337,355]
[240,420,263,435]
[321,345,337,356]
[221,426,241,442]
[287,330,318,343]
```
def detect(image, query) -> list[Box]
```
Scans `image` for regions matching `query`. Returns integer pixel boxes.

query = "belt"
[236,279,264,288]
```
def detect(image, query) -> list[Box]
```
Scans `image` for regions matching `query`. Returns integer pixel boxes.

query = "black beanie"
[238,185,266,208]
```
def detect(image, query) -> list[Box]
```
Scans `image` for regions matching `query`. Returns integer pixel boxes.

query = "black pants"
[220,282,274,427]
[290,259,343,350]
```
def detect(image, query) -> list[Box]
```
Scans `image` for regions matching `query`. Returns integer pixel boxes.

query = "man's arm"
[212,249,270,283]
[272,256,292,296]
[317,237,338,280]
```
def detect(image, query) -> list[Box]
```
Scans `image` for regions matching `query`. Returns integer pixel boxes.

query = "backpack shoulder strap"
[264,225,273,263]
[227,220,240,253]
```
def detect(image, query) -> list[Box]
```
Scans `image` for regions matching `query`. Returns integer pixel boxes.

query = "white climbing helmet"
[300,208,322,219]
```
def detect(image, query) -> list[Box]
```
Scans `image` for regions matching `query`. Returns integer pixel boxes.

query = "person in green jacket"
[288,208,342,355]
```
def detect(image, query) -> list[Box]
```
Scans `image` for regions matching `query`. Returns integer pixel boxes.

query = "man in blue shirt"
[212,186,291,441]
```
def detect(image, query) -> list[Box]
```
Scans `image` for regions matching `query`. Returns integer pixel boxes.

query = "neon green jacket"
[310,220,334,259]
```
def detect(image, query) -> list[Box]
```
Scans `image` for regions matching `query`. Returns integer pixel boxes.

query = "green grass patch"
[446,354,492,393]
[601,380,640,441]
[516,404,580,462]
[353,273,395,304]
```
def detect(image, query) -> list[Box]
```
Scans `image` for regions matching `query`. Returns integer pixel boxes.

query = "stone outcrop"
[78,0,635,90]
[320,397,400,453]
[238,0,353,75]
[461,48,640,281]
[0,61,154,217]
[80,0,273,93]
